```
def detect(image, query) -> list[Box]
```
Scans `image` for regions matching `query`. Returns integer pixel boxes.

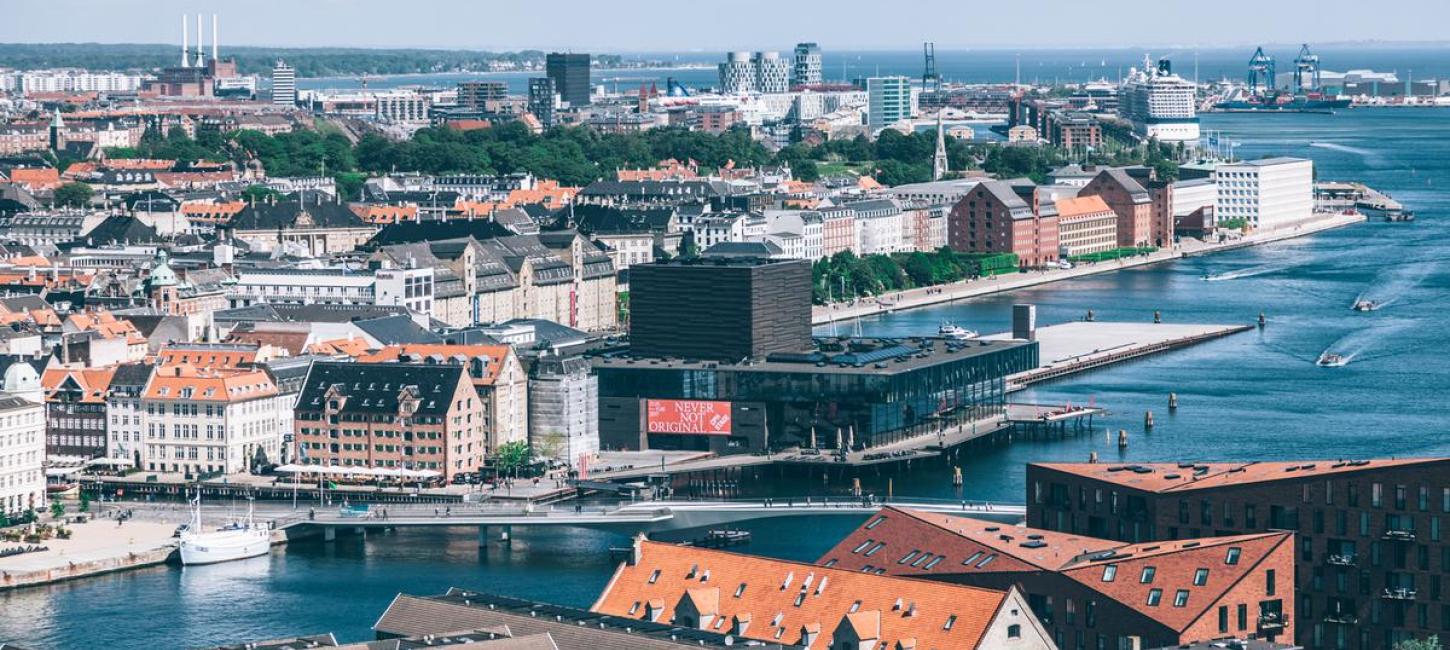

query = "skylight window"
[962,551,983,566]
[1225,547,1242,565]
[852,539,874,553]
[1146,589,1163,606]
[1102,564,1117,582]
[1193,568,1209,586]
[898,550,920,564]
[1173,590,1190,607]
[1139,566,1156,583]
[865,515,887,530]
[976,554,997,568]
[647,569,660,584]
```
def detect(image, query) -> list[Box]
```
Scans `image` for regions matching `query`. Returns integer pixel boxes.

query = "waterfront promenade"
[813,211,1366,326]
[0,517,177,591]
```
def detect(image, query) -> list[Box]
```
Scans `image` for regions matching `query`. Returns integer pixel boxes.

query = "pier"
[984,321,1254,390]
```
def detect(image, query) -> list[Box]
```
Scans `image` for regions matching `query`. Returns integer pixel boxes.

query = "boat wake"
[1354,261,1439,311]
[1309,141,1377,158]
[1315,321,1414,368]
[1201,262,1298,282]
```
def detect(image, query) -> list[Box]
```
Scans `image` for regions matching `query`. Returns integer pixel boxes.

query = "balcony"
[1323,613,1359,625]
[1257,613,1289,631]
[1381,529,1416,542]
[1325,554,1358,567]
[1381,587,1417,601]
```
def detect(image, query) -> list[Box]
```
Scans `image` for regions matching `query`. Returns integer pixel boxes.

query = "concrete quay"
[0,518,178,591]
[813,211,1365,326]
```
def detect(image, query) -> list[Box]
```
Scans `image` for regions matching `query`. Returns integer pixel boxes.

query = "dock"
[983,321,1253,390]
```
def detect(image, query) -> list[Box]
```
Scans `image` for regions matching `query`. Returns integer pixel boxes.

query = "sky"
[3,0,1450,51]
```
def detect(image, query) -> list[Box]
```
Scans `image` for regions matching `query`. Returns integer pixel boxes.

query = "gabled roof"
[1032,458,1449,494]
[42,366,117,403]
[818,507,1294,635]
[1055,195,1113,220]
[144,365,277,403]
[1091,168,1151,201]
[78,215,161,245]
[591,539,1011,649]
[353,315,444,346]
[359,344,514,386]
[369,219,512,247]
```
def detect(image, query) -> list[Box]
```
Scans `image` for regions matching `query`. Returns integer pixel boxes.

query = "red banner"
[646,399,732,435]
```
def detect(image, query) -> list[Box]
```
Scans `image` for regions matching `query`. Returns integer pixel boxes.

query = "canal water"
[4,108,1449,649]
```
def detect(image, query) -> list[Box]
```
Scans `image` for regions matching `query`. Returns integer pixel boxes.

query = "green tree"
[1394,637,1442,650]
[49,500,65,520]
[79,493,91,513]
[492,440,531,478]
[53,182,93,208]
[241,184,283,203]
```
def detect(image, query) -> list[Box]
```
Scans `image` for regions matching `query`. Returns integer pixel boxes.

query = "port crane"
[1293,44,1321,93]
[1247,47,1276,95]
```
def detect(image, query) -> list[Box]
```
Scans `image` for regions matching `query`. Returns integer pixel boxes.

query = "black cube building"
[628,256,812,363]
[545,52,591,107]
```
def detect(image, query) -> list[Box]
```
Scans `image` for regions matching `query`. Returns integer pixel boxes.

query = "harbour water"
[3,108,1449,648]
[296,46,1450,93]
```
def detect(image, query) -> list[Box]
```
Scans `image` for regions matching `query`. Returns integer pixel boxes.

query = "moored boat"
[179,496,272,566]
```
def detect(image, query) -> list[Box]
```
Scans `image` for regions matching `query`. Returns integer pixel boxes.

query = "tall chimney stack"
[181,14,189,67]
[212,14,219,62]
[195,14,204,67]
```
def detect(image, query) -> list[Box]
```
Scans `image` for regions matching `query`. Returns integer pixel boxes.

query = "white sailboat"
[179,494,272,566]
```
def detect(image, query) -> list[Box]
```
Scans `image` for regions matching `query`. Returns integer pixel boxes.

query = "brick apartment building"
[948,180,1058,268]
[1079,167,1179,248]
[820,506,1294,650]
[358,344,528,455]
[293,362,486,481]
[1027,458,1450,649]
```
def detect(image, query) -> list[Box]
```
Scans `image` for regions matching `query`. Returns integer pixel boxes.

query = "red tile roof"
[819,507,1293,635]
[1055,195,1113,220]
[592,539,1014,649]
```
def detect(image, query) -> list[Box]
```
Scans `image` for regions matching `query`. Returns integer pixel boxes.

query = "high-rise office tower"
[718,51,755,94]
[271,60,296,105]
[791,42,823,87]
[545,53,591,107]
[867,76,912,130]
[457,81,508,111]
[528,77,556,128]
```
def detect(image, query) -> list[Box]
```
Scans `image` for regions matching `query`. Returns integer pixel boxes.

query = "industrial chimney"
[212,14,218,62]
[195,14,204,67]
[181,14,189,67]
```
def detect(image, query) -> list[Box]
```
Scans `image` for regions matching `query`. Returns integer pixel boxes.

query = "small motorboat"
[1352,299,1378,312]
[1317,352,1348,367]
[938,322,978,340]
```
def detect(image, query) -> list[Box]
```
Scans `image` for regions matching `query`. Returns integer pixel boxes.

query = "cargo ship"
[1212,94,1351,113]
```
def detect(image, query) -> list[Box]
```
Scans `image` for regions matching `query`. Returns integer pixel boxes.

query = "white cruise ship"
[179,497,272,566]
[1118,57,1200,144]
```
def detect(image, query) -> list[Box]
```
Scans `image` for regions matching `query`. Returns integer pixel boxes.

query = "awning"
[86,457,135,467]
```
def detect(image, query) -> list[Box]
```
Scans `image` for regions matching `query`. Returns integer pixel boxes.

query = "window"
[976,554,997,568]
[1101,564,1117,582]
[1218,605,1229,633]
[1140,566,1156,583]
[923,556,944,570]
[647,569,660,584]
[864,542,885,557]
[898,550,920,564]
[1173,590,1190,607]
[1267,569,1276,596]
[944,615,957,631]
[865,516,887,530]
[962,551,983,565]
[851,539,873,553]
[1225,547,1242,565]
[1194,568,1210,586]
[1146,589,1163,606]
[734,583,746,598]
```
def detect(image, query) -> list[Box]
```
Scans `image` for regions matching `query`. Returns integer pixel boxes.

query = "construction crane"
[1293,44,1320,93]
[1247,46,1276,96]
[922,42,941,94]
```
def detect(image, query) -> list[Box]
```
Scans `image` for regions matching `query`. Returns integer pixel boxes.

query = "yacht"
[938,322,978,340]
[179,496,272,566]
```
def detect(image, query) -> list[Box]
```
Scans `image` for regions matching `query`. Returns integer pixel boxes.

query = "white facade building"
[792,43,823,87]
[0,366,44,519]
[15,70,147,94]
[271,60,296,105]
[142,367,284,476]
[229,267,435,316]
[1215,158,1313,231]
[375,91,431,124]
[753,52,789,94]
[719,52,755,94]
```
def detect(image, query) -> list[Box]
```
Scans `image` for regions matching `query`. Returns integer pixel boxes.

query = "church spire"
[931,111,949,181]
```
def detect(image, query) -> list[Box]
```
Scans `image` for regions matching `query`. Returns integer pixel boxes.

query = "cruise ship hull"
[179,529,272,565]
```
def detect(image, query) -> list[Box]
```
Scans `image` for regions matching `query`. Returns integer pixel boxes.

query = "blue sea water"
[4,87,1450,650]
[298,46,1450,93]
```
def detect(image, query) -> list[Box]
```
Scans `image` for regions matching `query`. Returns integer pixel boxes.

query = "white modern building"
[0,365,44,519]
[867,76,913,131]
[374,91,431,124]
[719,52,755,94]
[1215,157,1313,231]
[228,267,435,316]
[717,51,789,95]
[14,70,148,94]
[753,51,789,94]
[271,60,296,105]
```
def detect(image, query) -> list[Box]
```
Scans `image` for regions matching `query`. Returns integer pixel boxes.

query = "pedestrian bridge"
[266,498,1026,536]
